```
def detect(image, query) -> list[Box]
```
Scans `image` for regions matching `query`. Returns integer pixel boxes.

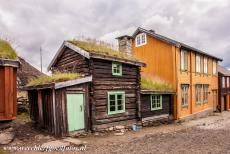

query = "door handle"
[80,105,83,112]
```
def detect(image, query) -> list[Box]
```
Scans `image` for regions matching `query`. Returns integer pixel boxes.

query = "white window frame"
[181,49,188,71]
[213,60,217,75]
[135,33,147,47]
[181,84,189,107]
[222,77,225,88]
[227,77,230,88]
[204,57,208,74]
[196,55,201,73]
[195,84,202,104]
[203,85,209,103]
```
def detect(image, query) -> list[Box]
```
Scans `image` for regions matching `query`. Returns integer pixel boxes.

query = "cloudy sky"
[0,0,229,72]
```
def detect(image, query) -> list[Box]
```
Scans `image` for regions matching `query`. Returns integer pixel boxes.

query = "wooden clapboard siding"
[0,66,17,121]
[52,48,90,75]
[91,58,140,127]
[132,34,175,87]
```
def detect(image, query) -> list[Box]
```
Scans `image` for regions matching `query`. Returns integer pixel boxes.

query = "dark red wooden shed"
[0,59,19,121]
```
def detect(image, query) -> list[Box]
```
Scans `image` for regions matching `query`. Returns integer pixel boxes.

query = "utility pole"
[40,47,43,73]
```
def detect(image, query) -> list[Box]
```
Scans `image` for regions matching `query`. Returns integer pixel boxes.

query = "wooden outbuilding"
[26,40,145,136]
[0,59,19,121]
[140,90,175,125]
[218,66,230,112]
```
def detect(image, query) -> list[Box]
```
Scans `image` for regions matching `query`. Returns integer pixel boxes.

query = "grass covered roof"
[27,72,81,86]
[0,39,17,60]
[141,76,173,91]
[68,40,139,61]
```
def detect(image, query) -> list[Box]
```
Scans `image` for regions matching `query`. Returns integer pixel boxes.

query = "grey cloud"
[0,0,229,72]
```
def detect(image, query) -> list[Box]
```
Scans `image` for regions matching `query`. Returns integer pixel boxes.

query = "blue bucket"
[132,124,140,131]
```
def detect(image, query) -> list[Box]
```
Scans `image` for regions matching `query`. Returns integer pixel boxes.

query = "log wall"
[141,94,172,118]
[91,58,141,129]
[52,48,90,75]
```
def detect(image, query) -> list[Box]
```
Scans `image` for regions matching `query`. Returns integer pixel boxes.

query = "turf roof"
[68,40,139,61]
[0,39,17,60]
[141,76,173,91]
[27,72,81,86]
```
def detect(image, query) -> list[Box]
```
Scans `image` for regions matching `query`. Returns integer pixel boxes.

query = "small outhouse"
[0,40,19,121]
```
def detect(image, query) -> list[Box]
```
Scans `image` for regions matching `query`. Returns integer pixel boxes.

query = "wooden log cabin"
[117,27,223,120]
[218,66,230,112]
[0,40,19,121]
[140,90,175,125]
[26,40,145,136]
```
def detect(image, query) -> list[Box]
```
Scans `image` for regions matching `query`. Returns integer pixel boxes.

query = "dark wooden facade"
[26,41,144,136]
[50,44,142,131]
[218,67,230,112]
[27,81,90,137]
[0,59,19,121]
[140,90,174,123]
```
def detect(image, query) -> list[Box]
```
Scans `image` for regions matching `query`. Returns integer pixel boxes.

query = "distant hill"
[17,57,45,89]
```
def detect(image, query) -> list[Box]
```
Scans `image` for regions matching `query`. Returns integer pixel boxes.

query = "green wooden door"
[66,94,85,132]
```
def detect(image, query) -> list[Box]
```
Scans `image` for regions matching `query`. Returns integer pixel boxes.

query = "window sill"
[181,105,189,109]
[108,110,125,115]
[151,108,163,111]
[196,102,202,106]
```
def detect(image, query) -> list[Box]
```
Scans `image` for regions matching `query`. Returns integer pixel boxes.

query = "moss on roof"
[27,72,81,86]
[68,40,139,61]
[0,39,17,60]
[141,76,173,91]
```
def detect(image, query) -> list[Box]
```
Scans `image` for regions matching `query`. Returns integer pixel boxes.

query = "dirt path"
[2,112,230,154]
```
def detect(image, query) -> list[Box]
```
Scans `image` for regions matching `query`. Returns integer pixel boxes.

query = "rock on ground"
[63,137,87,145]
[0,131,15,145]
[41,140,70,149]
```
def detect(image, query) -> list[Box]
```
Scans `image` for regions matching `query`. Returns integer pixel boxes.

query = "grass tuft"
[27,72,81,86]
[0,39,17,60]
[141,75,173,91]
[68,39,139,61]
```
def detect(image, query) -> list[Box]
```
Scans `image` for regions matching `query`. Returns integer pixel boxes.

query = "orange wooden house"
[0,40,19,121]
[117,27,222,120]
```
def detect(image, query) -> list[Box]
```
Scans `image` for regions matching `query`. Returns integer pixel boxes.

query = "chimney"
[149,29,155,33]
[116,35,133,55]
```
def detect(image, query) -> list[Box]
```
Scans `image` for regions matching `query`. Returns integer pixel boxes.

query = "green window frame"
[150,95,162,111]
[112,62,122,76]
[108,91,125,115]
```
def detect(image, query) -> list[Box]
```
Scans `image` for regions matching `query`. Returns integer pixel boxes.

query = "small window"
[181,84,189,107]
[135,33,147,47]
[204,57,208,74]
[222,77,225,88]
[150,95,162,111]
[195,84,202,104]
[108,92,125,115]
[112,62,122,76]
[196,55,201,73]
[181,49,188,71]
[227,77,230,88]
[213,60,217,75]
[203,85,209,103]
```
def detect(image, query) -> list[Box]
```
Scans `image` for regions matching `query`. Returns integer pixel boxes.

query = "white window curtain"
[196,55,201,73]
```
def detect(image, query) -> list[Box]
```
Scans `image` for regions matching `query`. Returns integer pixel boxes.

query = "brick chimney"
[116,35,133,55]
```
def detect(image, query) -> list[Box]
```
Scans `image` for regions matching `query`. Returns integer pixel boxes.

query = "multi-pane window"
[227,77,230,88]
[136,33,147,47]
[108,92,125,115]
[181,49,188,71]
[196,55,201,73]
[204,57,208,74]
[203,85,209,103]
[181,84,189,107]
[213,60,217,75]
[222,77,225,88]
[112,62,122,76]
[150,95,162,111]
[195,84,202,104]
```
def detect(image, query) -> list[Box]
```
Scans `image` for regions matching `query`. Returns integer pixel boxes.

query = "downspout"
[190,51,193,114]
[52,88,57,135]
